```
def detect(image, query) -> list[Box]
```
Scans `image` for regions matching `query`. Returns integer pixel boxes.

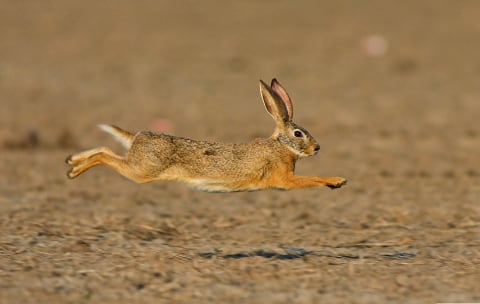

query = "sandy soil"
[1,1,479,303]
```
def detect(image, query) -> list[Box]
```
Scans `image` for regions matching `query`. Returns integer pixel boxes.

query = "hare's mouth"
[303,144,320,157]
[285,145,318,158]
[298,150,316,158]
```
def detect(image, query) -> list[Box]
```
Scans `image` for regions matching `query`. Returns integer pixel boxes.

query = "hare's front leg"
[66,147,148,183]
[279,174,347,190]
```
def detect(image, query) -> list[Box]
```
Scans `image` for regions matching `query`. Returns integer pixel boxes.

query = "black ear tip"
[259,79,269,88]
[271,78,279,86]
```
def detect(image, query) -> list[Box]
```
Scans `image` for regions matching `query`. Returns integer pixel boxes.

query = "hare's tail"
[98,124,134,149]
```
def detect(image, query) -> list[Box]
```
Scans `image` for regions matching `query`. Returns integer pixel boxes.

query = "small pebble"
[150,119,174,133]
[363,34,389,57]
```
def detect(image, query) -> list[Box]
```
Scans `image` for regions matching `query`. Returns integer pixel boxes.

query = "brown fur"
[66,79,347,192]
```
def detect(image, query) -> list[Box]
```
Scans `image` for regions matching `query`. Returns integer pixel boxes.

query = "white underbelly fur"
[185,178,260,193]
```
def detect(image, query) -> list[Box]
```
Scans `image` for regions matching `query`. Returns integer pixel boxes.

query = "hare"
[66,79,347,192]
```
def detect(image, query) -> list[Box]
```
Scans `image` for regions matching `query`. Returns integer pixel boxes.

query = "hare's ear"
[271,78,293,120]
[260,80,289,126]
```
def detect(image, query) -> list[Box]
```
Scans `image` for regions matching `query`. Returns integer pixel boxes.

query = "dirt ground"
[1,1,479,303]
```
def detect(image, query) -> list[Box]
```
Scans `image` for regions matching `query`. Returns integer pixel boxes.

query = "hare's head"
[260,79,321,158]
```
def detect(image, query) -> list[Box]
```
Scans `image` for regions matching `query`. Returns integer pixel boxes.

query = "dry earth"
[1,1,479,303]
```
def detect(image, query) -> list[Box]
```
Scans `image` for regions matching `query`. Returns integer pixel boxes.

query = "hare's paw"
[65,153,86,166]
[65,155,74,165]
[326,177,347,189]
[66,154,88,178]
[67,167,77,179]
[67,163,82,179]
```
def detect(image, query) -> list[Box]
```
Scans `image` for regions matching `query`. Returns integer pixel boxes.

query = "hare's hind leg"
[66,147,147,182]
[66,147,122,178]
[278,174,347,190]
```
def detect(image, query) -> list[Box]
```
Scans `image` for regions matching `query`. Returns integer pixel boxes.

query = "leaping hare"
[66,79,347,192]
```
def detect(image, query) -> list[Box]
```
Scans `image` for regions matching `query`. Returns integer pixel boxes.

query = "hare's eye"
[294,130,303,138]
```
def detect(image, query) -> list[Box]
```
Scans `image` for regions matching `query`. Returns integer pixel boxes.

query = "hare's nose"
[314,144,320,152]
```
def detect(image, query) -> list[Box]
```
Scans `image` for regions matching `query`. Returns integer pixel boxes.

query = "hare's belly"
[185,178,261,193]
[157,162,267,192]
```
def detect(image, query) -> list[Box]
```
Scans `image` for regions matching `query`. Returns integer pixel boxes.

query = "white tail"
[98,124,134,149]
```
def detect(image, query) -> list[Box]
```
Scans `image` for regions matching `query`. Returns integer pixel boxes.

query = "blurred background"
[2,1,479,177]
[1,1,478,138]
[1,1,479,302]
[2,0,480,239]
